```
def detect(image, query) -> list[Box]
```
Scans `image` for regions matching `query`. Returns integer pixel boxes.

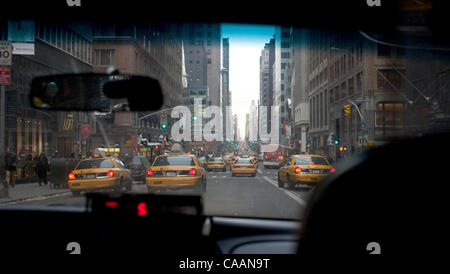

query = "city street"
[6,166,312,220]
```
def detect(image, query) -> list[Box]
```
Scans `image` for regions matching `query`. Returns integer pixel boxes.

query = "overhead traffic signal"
[344,104,351,117]
[161,123,167,129]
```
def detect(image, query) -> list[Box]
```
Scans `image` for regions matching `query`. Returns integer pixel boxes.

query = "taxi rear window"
[153,156,195,166]
[295,156,329,165]
[235,159,252,164]
[76,159,114,169]
[212,158,223,162]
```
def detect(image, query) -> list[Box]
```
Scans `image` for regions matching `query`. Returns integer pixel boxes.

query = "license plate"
[72,183,80,187]
[153,181,162,185]
[312,170,321,174]
[86,174,96,179]
[166,172,177,177]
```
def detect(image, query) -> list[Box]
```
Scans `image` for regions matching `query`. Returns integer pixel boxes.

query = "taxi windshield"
[76,159,114,170]
[1,18,449,221]
[153,156,195,167]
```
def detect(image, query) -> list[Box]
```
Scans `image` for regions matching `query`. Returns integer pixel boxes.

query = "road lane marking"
[257,169,262,174]
[262,176,307,207]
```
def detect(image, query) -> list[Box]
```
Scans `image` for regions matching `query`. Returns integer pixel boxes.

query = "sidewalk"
[0,182,71,205]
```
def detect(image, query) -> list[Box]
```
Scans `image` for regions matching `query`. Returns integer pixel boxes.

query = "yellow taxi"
[68,156,132,196]
[231,157,257,177]
[146,153,206,194]
[277,154,335,189]
[206,157,227,172]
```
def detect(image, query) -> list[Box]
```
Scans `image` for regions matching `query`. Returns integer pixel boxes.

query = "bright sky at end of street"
[221,23,275,140]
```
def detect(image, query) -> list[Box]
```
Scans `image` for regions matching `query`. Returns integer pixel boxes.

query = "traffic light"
[339,146,344,151]
[334,139,339,145]
[344,104,351,117]
[161,123,167,129]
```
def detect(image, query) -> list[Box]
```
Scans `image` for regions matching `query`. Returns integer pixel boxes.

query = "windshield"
[1,19,450,221]
[76,159,114,169]
[153,156,195,167]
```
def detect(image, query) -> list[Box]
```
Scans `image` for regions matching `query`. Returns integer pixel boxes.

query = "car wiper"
[85,193,203,217]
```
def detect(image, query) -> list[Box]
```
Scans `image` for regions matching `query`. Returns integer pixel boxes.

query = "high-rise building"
[221,38,230,141]
[273,26,293,144]
[183,24,221,107]
[259,37,275,137]
[290,29,310,153]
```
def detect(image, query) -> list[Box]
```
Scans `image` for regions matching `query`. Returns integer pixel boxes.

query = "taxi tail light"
[106,170,114,177]
[330,168,336,173]
[68,172,76,180]
[295,167,303,174]
[188,168,197,176]
[251,165,256,168]
[147,169,154,176]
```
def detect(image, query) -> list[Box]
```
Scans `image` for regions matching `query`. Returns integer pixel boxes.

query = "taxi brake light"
[92,166,97,168]
[295,167,303,174]
[147,169,154,176]
[188,168,197,176]
[310,162,315,165]
[330,168,336,173]
[106,170,114,177]
[68,172,76,180]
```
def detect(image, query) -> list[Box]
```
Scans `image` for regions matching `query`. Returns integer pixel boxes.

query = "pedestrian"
[5,147,17,191]
[36,153,50,186]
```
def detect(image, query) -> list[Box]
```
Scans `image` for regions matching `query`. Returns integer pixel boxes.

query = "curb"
[0,190,71,205]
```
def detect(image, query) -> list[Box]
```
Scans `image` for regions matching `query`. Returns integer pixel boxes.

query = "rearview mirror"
[30,73,163,111]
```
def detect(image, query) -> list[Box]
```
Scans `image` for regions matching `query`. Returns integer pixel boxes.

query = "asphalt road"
[14,166,313,220]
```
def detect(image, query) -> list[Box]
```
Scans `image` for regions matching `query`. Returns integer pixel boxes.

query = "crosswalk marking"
[262,176,307,207]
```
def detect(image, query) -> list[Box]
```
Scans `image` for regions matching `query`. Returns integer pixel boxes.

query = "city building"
[307,30,410,161]
[259,37,275,138]
[221,37,230,142]
[1,20,94,181]
[92,22,184,154]
[290,28,310,154]
[273,26,293,145]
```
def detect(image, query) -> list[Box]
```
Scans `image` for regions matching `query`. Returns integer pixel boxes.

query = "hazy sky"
[221,23,275,139]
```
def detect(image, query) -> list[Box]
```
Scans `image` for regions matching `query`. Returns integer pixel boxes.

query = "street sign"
[430,98,440,110]
[0,67,11,85]
[0,41,12,66]
[12,42,35,55]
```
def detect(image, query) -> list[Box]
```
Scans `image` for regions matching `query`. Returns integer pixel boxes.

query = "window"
[377,44,391,56]
[207,58,211,64]
[207,40,212,46]
[341,82,346,98]
[348,77,354,95]
[153,156,195,167]
[281,52,290,58]
[95,49,115,65]
[281,32,290,38]
[377,69,404,89]
[356,72,363,91]
[76,159,114,170]
[281,84,284,91]
[281,42,290,48]
[281,63,287,69]
[281,73,284,80]
[329,88,334,103]
[376,103,406,128]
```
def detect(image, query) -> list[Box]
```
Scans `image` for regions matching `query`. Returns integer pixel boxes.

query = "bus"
[261,144,295,169]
